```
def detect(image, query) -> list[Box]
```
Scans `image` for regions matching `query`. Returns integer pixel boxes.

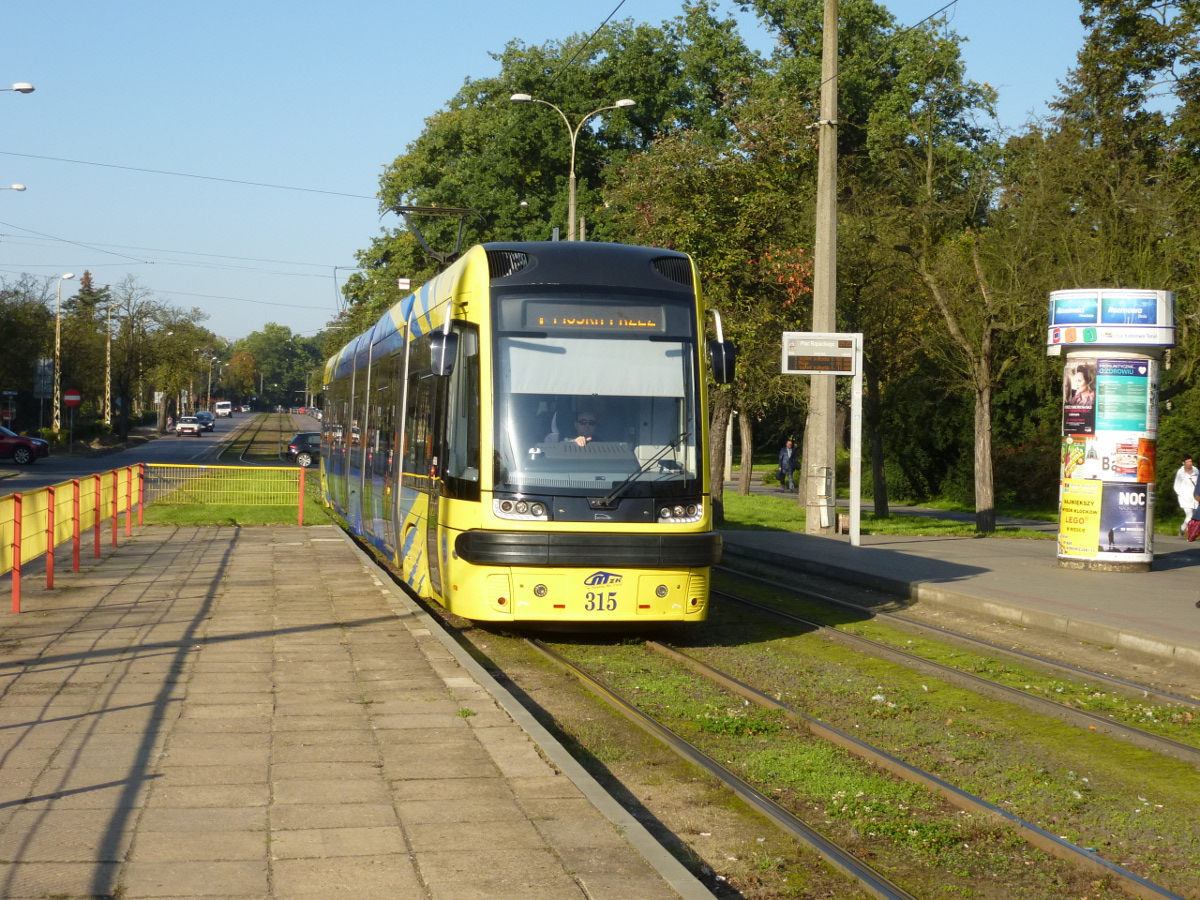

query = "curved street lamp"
[1,184,25,191]
[510,93,635,241]
[3,83,34,94]
[51,272,76,434]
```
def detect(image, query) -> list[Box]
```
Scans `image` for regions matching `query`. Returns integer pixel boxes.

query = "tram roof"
[325,241,697,380]
[480,241,694,294]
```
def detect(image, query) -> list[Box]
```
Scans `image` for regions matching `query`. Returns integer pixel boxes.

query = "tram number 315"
[584,591,618,612]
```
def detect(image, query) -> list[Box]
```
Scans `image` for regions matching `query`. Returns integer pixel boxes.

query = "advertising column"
[1048,289,1175,572]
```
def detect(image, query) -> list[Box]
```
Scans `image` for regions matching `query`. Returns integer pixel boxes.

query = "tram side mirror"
[430,331,459,377]
[708,339,737,384]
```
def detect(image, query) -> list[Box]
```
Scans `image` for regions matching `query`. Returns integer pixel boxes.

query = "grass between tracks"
[710,579,1200,894]
[549,636,1131,900]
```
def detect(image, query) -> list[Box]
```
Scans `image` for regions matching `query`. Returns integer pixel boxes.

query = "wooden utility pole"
[804,0,839,534]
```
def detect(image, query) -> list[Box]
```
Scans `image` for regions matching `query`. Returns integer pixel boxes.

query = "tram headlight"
[655,584,669,598]
[658,499,703,524]
[533,584,548,598]
[493,497,550,521]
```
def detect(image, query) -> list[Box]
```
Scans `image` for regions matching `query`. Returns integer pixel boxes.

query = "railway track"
[347,531,1200,897]
[523,633,1192,900]
[711,581,1200,765]
[216,410,296,464]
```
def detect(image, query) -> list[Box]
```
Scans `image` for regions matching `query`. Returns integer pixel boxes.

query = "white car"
[176,416,202,436]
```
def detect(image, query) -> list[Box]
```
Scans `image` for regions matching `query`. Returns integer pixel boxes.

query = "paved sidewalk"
[721,523,1200,672]
[0,525,707,900]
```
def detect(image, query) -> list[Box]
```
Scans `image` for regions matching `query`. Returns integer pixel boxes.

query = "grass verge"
[721,492,1053,539]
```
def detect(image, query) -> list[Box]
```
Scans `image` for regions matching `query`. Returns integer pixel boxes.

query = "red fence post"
[298,470,305,527]
[111,470,119,548]
[11,493,21,614]
[93,477,101,559]
[125,467,133,538]
[137,463,146,526]
[46,485,55,589]
[72,479,80,572]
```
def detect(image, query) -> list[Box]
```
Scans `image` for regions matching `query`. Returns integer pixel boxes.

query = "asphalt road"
[0,414,283,497]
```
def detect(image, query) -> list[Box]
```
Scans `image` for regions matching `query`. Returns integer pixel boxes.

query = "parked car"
[286,431,321,467]
[176,416,202,436]
[195,411,215,431]
[0,425,50,464]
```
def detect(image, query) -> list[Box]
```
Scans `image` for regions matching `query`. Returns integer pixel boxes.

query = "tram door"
[406,338,444,598]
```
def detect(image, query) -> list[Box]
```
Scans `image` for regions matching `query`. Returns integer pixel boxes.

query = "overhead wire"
[0,150,376,200]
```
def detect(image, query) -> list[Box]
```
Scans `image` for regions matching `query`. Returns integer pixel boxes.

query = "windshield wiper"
[594,430,690,508]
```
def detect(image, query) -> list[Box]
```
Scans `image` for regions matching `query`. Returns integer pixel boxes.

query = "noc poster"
[1097,482,1150,556]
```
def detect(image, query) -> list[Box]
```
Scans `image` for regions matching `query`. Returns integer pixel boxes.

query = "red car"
[0,425,50,464]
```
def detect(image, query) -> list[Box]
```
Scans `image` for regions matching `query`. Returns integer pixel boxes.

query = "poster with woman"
[1063,359,1097,435]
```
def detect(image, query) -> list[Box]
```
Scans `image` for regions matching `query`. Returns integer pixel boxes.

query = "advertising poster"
[1101,294,1157,326]
[1097,482,1151,558]
[1096,358,1151,432]
[1058,479,1103,558]
[1062,358,1097,436]
[1061,434,1101,480]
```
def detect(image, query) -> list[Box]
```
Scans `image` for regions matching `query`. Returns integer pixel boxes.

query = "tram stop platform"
[719,502,1200,675]
[0,525,710,900]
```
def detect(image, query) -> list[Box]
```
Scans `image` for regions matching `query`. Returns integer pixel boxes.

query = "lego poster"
[1058,478,1103,558]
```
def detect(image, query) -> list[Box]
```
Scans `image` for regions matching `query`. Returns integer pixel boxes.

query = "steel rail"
[716,556,1200,709]
[713,586,1200,766]
[647,640,1189,900]
[525,637,919,900]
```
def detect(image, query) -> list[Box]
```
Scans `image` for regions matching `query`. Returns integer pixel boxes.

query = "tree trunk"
[737,405,754,495]
[974,382,995,533]
[708,389,733,526]
[865,360,889,517]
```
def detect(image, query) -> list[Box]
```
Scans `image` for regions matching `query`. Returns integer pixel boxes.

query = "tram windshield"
[493,291,701,497]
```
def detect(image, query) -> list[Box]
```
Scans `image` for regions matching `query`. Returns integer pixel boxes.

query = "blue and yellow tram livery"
[322,241,735,623]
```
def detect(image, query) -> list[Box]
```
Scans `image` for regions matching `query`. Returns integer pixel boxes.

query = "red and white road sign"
[63,389,82,407]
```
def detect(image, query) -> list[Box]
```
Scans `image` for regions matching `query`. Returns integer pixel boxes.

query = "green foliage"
[320,0,1200,518]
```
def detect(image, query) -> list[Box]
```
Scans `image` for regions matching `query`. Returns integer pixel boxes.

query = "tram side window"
[371,354,396,479]
[444,326,480,498]
[404,337,436,480]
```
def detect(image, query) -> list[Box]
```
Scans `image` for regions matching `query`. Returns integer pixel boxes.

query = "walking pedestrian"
[777,439,798,492]
[1174,455,1198,536]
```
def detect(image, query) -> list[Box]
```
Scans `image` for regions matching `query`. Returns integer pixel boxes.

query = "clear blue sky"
[0,1,1085,343]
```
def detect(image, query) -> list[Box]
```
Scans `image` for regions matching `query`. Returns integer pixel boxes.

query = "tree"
[0,275,54,431]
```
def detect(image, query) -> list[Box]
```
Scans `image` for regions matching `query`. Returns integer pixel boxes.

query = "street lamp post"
[1,184,25,191]
[104,304,112,426]
[510,93,635,241]
[51,273,75,434]
[3,83,34,94]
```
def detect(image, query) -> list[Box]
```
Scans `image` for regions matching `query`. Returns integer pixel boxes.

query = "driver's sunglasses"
[576,418,596,426]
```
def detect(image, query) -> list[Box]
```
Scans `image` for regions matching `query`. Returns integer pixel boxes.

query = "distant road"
[0,413,290,498]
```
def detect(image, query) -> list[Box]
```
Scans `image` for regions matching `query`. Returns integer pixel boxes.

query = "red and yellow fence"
[1,466,138,614]
[2,463,306,614]
[142,464,305,513]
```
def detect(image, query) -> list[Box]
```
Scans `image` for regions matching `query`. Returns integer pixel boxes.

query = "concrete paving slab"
[0,526,712,900]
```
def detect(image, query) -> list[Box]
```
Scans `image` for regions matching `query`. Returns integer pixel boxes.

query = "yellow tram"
[321,241,735,623]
